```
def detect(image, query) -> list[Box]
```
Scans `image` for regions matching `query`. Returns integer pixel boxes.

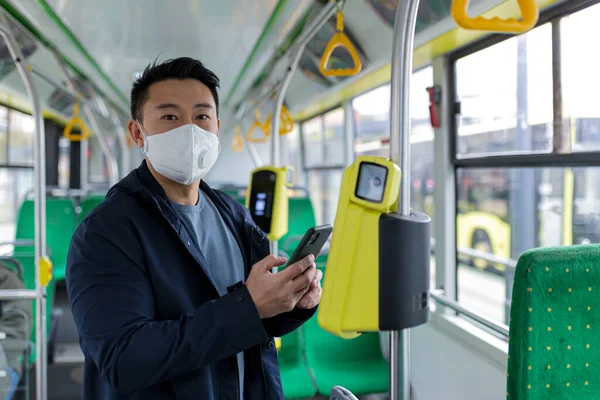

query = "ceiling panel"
[44,0,281,109]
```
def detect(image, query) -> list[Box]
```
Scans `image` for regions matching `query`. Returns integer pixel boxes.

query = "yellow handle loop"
[63,102,91,142]
[263,105,295,136]
[451,0,539,33]
[246,111,270,143]
[232,125,244,152]
[39,256,53,287]
[319,11,362,77]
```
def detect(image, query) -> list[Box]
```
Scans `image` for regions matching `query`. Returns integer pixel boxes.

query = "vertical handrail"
[0,16,48,400]
[389,0,421,399]
[52,50,120,186]
[111,114,131,176]
[85,80,130,178]
[269,0,338,258]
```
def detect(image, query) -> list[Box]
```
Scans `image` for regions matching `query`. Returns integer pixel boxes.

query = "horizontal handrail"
[457,247,518,269]
[0,290,38,300]
[430,238,518,269]
[429,291,509,338]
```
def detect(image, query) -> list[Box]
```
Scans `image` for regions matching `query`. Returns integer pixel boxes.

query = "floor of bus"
[13,284,390,400]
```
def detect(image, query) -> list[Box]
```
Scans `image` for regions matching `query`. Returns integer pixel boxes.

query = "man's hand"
[296,269,322,309]
[246,254,317,319]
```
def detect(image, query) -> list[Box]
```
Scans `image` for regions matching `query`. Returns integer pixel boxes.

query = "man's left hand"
[296,269,323,309]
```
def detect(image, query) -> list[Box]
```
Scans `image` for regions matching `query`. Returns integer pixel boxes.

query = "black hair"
[130,57,220,121]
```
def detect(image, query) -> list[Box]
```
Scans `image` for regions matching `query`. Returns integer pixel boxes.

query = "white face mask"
[136,121,221,185]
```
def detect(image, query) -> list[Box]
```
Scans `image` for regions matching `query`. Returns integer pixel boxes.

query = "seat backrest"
[507,245,600,399]
[281,197,317,253]
[15,198,77,272]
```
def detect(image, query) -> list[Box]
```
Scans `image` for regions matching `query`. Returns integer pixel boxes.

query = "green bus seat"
[304,263,389,396]
[281,197,317,254]
[79,194,106,222]
[13,198,75,363]
[507,245,600,399]
[15,198,76,281]
[279,326,317,399]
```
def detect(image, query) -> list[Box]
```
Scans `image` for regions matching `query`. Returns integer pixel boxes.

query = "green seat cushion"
[304,266,389,396]
[280,363,317,399]
[507,245,600,399]
[278,324,317,399]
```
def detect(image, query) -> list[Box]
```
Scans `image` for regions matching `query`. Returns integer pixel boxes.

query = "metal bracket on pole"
[52,49,120,186]
[389,0,421,399]
[0,14,48,400]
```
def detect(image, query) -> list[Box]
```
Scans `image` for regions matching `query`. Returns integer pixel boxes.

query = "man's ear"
[128,120,144,148]
[217,119,221,136]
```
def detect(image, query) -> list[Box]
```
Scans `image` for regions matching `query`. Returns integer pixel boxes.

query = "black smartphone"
[286,225,333,267]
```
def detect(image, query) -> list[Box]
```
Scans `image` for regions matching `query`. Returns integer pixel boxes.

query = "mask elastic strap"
[135,120,149,153]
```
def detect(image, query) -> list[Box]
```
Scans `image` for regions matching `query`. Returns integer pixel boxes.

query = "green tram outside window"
[452,2,600,327]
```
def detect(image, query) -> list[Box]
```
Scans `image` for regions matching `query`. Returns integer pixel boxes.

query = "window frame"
[447,0,600,326]
[448,0,600,169]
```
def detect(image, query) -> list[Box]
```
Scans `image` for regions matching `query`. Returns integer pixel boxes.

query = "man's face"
[129,78,220,147]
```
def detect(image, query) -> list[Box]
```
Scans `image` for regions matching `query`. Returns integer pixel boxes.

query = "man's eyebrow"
[155,103,213,110]
[156,103,179,110]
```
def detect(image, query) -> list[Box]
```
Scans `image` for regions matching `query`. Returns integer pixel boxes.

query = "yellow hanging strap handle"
[263,105,295,136]
[451,0,539,34]
[319,8,362,77]
[246,110,270,143]
[63,99,91,141]
[232,125,244,152]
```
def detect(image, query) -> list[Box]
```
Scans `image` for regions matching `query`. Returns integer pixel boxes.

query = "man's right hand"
[246,254,317,319]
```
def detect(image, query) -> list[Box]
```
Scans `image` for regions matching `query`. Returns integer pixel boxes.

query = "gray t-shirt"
[170,190,246,398]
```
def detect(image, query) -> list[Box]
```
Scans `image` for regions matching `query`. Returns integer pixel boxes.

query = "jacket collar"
[109,160,253,291]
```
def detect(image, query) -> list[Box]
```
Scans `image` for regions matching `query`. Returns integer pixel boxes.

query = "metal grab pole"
[270,1,338,167]
[53,50,120,186]
[0,19,48,400]
[86,80,130,178]
[268,0,338,258]
[389,0,421,399]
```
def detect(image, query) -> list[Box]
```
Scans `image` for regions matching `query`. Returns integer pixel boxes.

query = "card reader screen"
[248,170,277,233]
[355,162,388,203]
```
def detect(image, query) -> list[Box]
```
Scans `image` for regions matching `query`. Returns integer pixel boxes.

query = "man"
[66,57,322,400]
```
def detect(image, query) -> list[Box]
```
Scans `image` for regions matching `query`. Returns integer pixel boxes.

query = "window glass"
[456,166,600,325]
[323,108,345,167]
[561,4,600,152]
[0,107,7,163]
[302,116,324,168]
[307,169,343,226]
[455,23,553,157]
[8,110,35,165]
[353,67,435,233]
[0,168,34,254]
[282,125,306,188]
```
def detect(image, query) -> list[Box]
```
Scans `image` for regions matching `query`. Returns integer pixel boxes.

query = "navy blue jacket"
[66,161,316,399]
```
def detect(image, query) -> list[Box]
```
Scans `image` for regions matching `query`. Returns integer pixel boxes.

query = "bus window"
[456,166,600,324]
[353,66,435,233]
[8,110,35,166]
[561,3,600,152]
[455,23,553,158]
